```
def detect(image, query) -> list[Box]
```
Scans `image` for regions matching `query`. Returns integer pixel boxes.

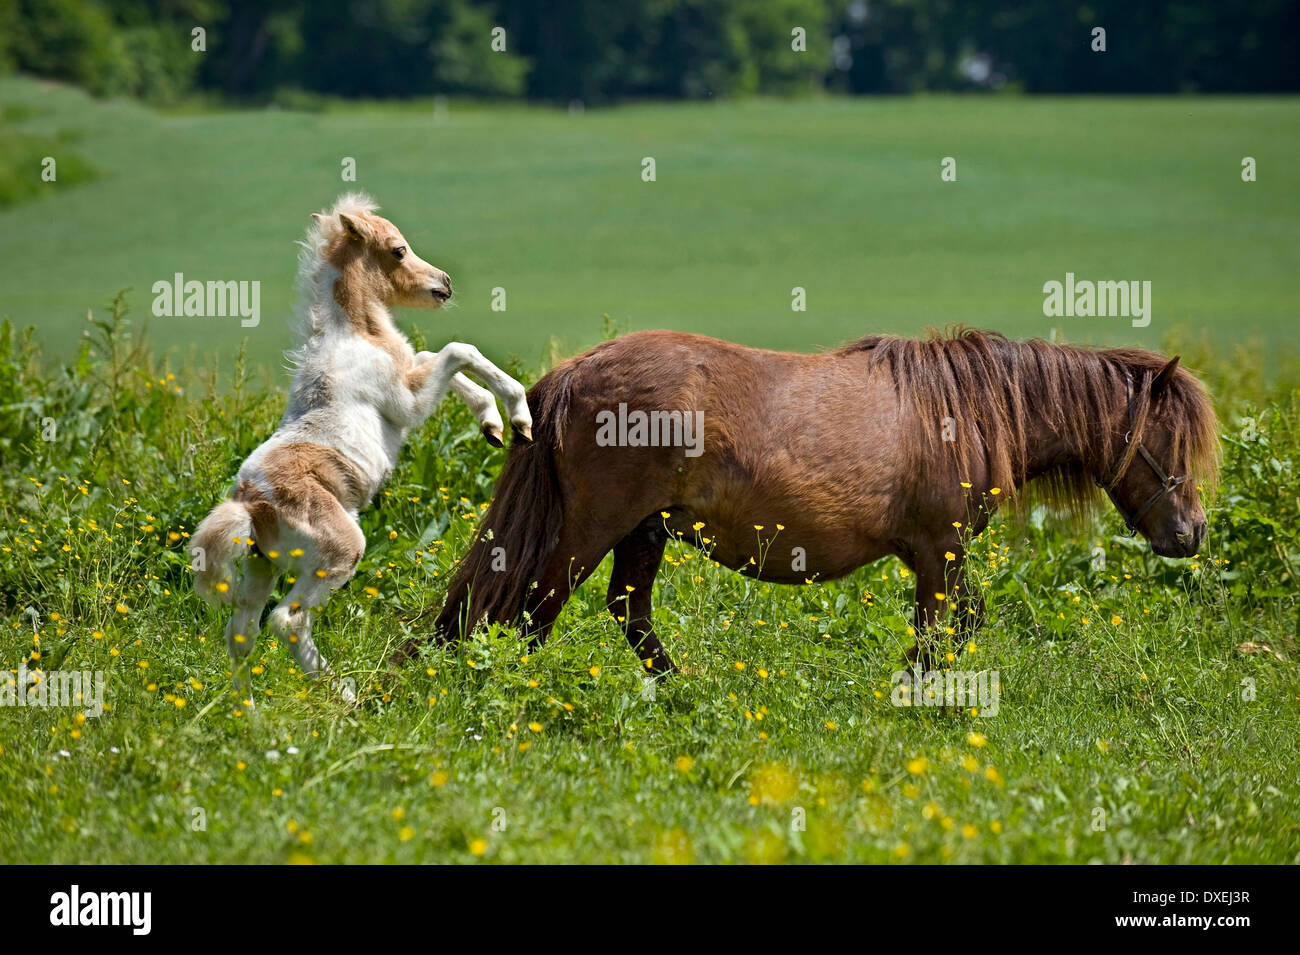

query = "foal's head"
[312,200,452,311]
[1098,356,1217,558]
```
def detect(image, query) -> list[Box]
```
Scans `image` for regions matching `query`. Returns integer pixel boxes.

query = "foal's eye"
[391,246,406,260]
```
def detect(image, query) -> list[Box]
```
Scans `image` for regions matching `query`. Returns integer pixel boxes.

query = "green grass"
[0,76,1297,373]
[0,299,1297,864]
[1,79,1298,863]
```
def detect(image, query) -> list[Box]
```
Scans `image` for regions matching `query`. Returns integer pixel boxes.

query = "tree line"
[1,0,1296,104]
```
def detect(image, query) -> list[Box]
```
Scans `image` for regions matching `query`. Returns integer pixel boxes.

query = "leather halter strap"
[1096,374,1189,536]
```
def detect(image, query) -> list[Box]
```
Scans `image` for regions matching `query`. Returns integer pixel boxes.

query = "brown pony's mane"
[839,326,1220,511]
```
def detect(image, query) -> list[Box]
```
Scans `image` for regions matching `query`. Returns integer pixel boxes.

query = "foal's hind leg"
[267,503,365,702]
[225,555,277,706]
[607,518,676,675]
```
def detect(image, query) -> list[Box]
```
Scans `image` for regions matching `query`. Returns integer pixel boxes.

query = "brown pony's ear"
[337,212,371,243]
[1151,355,1180,398]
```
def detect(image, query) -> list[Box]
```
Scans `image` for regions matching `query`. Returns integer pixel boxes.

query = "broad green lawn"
[1,76,1297,373]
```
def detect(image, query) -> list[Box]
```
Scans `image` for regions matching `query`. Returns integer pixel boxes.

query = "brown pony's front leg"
[953,571,986,651]
[907,583,944,672]
[906,541,967,671]
[607,518,676,675]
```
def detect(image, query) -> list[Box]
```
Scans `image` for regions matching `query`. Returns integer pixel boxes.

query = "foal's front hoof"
[481,422,504,447]
[512,421,534,443]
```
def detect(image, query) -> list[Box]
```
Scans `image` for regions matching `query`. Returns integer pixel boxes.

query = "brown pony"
[407,328,1219,673]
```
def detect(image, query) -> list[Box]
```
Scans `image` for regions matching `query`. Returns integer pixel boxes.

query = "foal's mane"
[840,327,1220,510]
[286,192,380,365]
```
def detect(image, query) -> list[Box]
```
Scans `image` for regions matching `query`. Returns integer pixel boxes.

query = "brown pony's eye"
[392,246,406,260]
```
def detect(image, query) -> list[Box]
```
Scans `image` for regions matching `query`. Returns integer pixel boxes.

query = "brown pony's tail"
[429,363,578,646]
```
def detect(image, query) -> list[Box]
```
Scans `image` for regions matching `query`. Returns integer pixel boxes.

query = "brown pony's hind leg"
[517,523,626,653]
[607,517,676,675]
[408,513,641,665]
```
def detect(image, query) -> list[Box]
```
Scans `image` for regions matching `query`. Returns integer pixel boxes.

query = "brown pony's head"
[850,328,1219,558]
[313,201,451,311]
[1098,355,1217,557]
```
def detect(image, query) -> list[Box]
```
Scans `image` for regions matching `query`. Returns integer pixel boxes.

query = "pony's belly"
[678,515,892,584]
[237,426,395,511]
[752,543,892,584]
[270,409,401,490]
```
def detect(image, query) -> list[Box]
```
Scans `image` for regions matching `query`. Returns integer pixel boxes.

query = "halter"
[1096,374,1188,535]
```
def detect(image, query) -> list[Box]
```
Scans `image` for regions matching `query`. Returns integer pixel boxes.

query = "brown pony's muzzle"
[1180,518,1208,553]
[1153,518,1206,557]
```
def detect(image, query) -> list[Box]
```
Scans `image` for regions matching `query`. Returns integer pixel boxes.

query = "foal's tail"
[191,498,255,607]
[427,365,578,647]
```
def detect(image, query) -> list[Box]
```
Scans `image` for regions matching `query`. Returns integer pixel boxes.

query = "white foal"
[192,193,532,705]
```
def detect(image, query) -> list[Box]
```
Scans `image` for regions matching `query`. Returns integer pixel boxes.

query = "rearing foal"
[412,328,1218,673]
[194,193,532,703]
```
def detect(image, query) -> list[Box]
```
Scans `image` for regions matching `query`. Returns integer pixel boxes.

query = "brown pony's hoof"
[393,627,459,667]
[481,423,504,447]
[391,637,424,666]
[905,643,937,674]
[512,422,533,443]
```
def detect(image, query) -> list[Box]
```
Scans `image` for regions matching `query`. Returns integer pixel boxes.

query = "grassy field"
[1,76,1298,372]
[1,79,1299,864]
[0,298,1298,864]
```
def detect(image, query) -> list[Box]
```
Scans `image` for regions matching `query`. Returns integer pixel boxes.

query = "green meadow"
[1,76,1298,370]
[1,78,1298,863]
